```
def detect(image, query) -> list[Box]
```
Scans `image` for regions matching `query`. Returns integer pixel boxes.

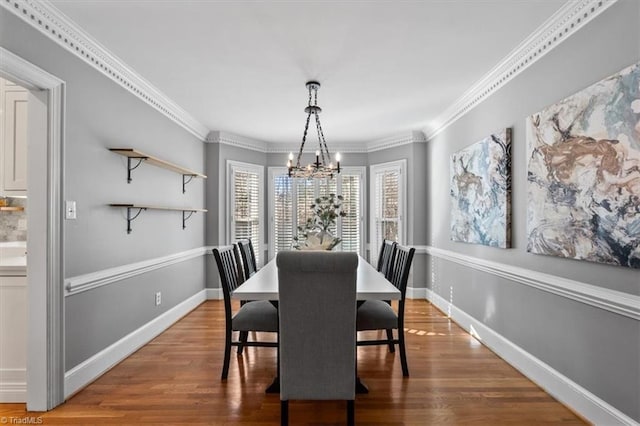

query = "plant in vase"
[294,193,346,250]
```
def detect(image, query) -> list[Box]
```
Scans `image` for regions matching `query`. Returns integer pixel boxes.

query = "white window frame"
[227,160,264,266]
[369,159,407,264]
[268,166,366,261]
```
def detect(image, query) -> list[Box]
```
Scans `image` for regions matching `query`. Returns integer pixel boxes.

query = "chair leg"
[398,328,409,377]
[281,400,288,426]
[347,400,354,425]
[238,331,248,355]
[221,327,232,380]
[385,329,395,353]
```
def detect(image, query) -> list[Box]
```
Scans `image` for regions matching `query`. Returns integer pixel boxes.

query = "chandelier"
[287,81,340,179]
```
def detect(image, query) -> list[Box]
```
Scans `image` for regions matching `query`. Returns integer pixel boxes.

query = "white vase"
[296,230,341,251]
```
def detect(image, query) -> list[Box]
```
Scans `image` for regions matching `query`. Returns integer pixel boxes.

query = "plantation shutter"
[370,161,405,263]
[340,173,361,253]
[317,178,338,236]
[270,167,365,259]
[231,164,262,265]
[273,174,293,253]
[295,179,316,234]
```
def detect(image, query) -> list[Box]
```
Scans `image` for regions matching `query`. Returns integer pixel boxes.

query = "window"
[370,160,406,264]
[269,167,365,259]
[228,161,263,266]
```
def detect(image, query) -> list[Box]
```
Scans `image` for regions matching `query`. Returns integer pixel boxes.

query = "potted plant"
[294,193,346,250]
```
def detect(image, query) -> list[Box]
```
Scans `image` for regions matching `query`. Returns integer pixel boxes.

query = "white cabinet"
[0,275,27,402]
[0,78,28,197]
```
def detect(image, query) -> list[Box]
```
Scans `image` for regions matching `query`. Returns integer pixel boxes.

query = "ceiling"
[49,0,565,145]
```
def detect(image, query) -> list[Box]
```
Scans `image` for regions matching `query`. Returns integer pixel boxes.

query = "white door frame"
[0,47,65,411]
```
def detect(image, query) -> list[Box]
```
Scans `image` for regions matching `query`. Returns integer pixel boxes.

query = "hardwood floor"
[0,299,586,425]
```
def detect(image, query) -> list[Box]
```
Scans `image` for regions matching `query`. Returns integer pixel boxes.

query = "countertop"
[0,241,27,275]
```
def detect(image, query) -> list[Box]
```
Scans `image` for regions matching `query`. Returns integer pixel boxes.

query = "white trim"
[405,286,427,300]
[366,131,427,153]
[0,368,26,403]
[425,0,618,140]
[206,288,223,300]
[226,160,265,265]
[420,245,640,321]
[267,141,370,154]
[426,288,638,426]
[369,159,407,263]
[1,46,65,411]
[64,289,207,398]
[208,130,427,154]
[4,0,616,149]
[207,130,268,152]
[1,0,208,140]
[65,247,210,296]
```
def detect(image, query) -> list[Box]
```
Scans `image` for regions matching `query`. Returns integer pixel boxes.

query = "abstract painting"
[450,128,512,248]
[527,62,640,268]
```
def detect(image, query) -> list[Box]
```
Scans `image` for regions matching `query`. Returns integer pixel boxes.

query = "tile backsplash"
[0,197,27,241]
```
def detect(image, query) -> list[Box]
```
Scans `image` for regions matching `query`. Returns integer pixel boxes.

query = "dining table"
[232,254,400,394]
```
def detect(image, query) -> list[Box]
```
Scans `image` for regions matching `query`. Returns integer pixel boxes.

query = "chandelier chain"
[287,81,340,179]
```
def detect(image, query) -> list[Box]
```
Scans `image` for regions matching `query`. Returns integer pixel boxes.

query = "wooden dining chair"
[277,251,358,426]
[212,245,278,380]
[374,239,397,352]
[377,239,397,278]
[356,244,415,377]
[237,239,258,280]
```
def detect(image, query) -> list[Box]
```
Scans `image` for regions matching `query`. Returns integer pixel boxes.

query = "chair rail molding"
[417,246,640,321]
[424,0,618,140]
[65,246,211,296]
[1,0,209,141]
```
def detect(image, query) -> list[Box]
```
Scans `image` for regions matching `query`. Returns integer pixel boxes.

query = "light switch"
[65,201,77,220]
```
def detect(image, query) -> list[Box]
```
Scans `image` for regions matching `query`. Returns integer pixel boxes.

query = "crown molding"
[266,131,426,154]
[425,0,618,140]
[366,130,426,152]
[4,0,616,148]
[1,0,209,141]
[206,131,268,152]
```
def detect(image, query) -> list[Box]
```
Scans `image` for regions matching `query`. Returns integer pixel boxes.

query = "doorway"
[0,47,65,411]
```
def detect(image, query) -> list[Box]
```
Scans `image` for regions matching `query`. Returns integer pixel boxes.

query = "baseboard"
[206,288,223,300]
[64,289,207,398]
[426,288,638,426]
[0,368,26,402]
[406,286,427,299]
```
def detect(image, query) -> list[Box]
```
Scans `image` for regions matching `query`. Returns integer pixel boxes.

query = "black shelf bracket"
[182,174,195,193]
[127,157,147,183]
[182,210,195,230]
[126,207,146,234]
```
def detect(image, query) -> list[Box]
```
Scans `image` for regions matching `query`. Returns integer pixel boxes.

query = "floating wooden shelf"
[109,148,207,192]
[109,203,207,234]
[0,206,24,212]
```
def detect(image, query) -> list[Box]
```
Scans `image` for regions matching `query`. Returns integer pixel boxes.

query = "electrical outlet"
[18,219,27,230]
[155,291,162,306]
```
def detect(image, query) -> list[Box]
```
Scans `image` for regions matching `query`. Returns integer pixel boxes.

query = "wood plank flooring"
[0,299,586,425]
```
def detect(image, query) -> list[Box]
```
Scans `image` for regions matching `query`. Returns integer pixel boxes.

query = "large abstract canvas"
[450,128,512,248]
[527,62,640,268]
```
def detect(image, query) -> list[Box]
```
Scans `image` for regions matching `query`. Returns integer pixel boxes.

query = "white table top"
[232,255,400,301]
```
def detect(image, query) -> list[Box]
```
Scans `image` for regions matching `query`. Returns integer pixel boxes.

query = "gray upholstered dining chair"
[212,245,278,380]
[357,244,415,377]
[277,251,358,426]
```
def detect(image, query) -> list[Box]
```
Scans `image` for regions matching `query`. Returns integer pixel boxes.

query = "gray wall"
[1,11,207,371]
[426,1,640,421]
